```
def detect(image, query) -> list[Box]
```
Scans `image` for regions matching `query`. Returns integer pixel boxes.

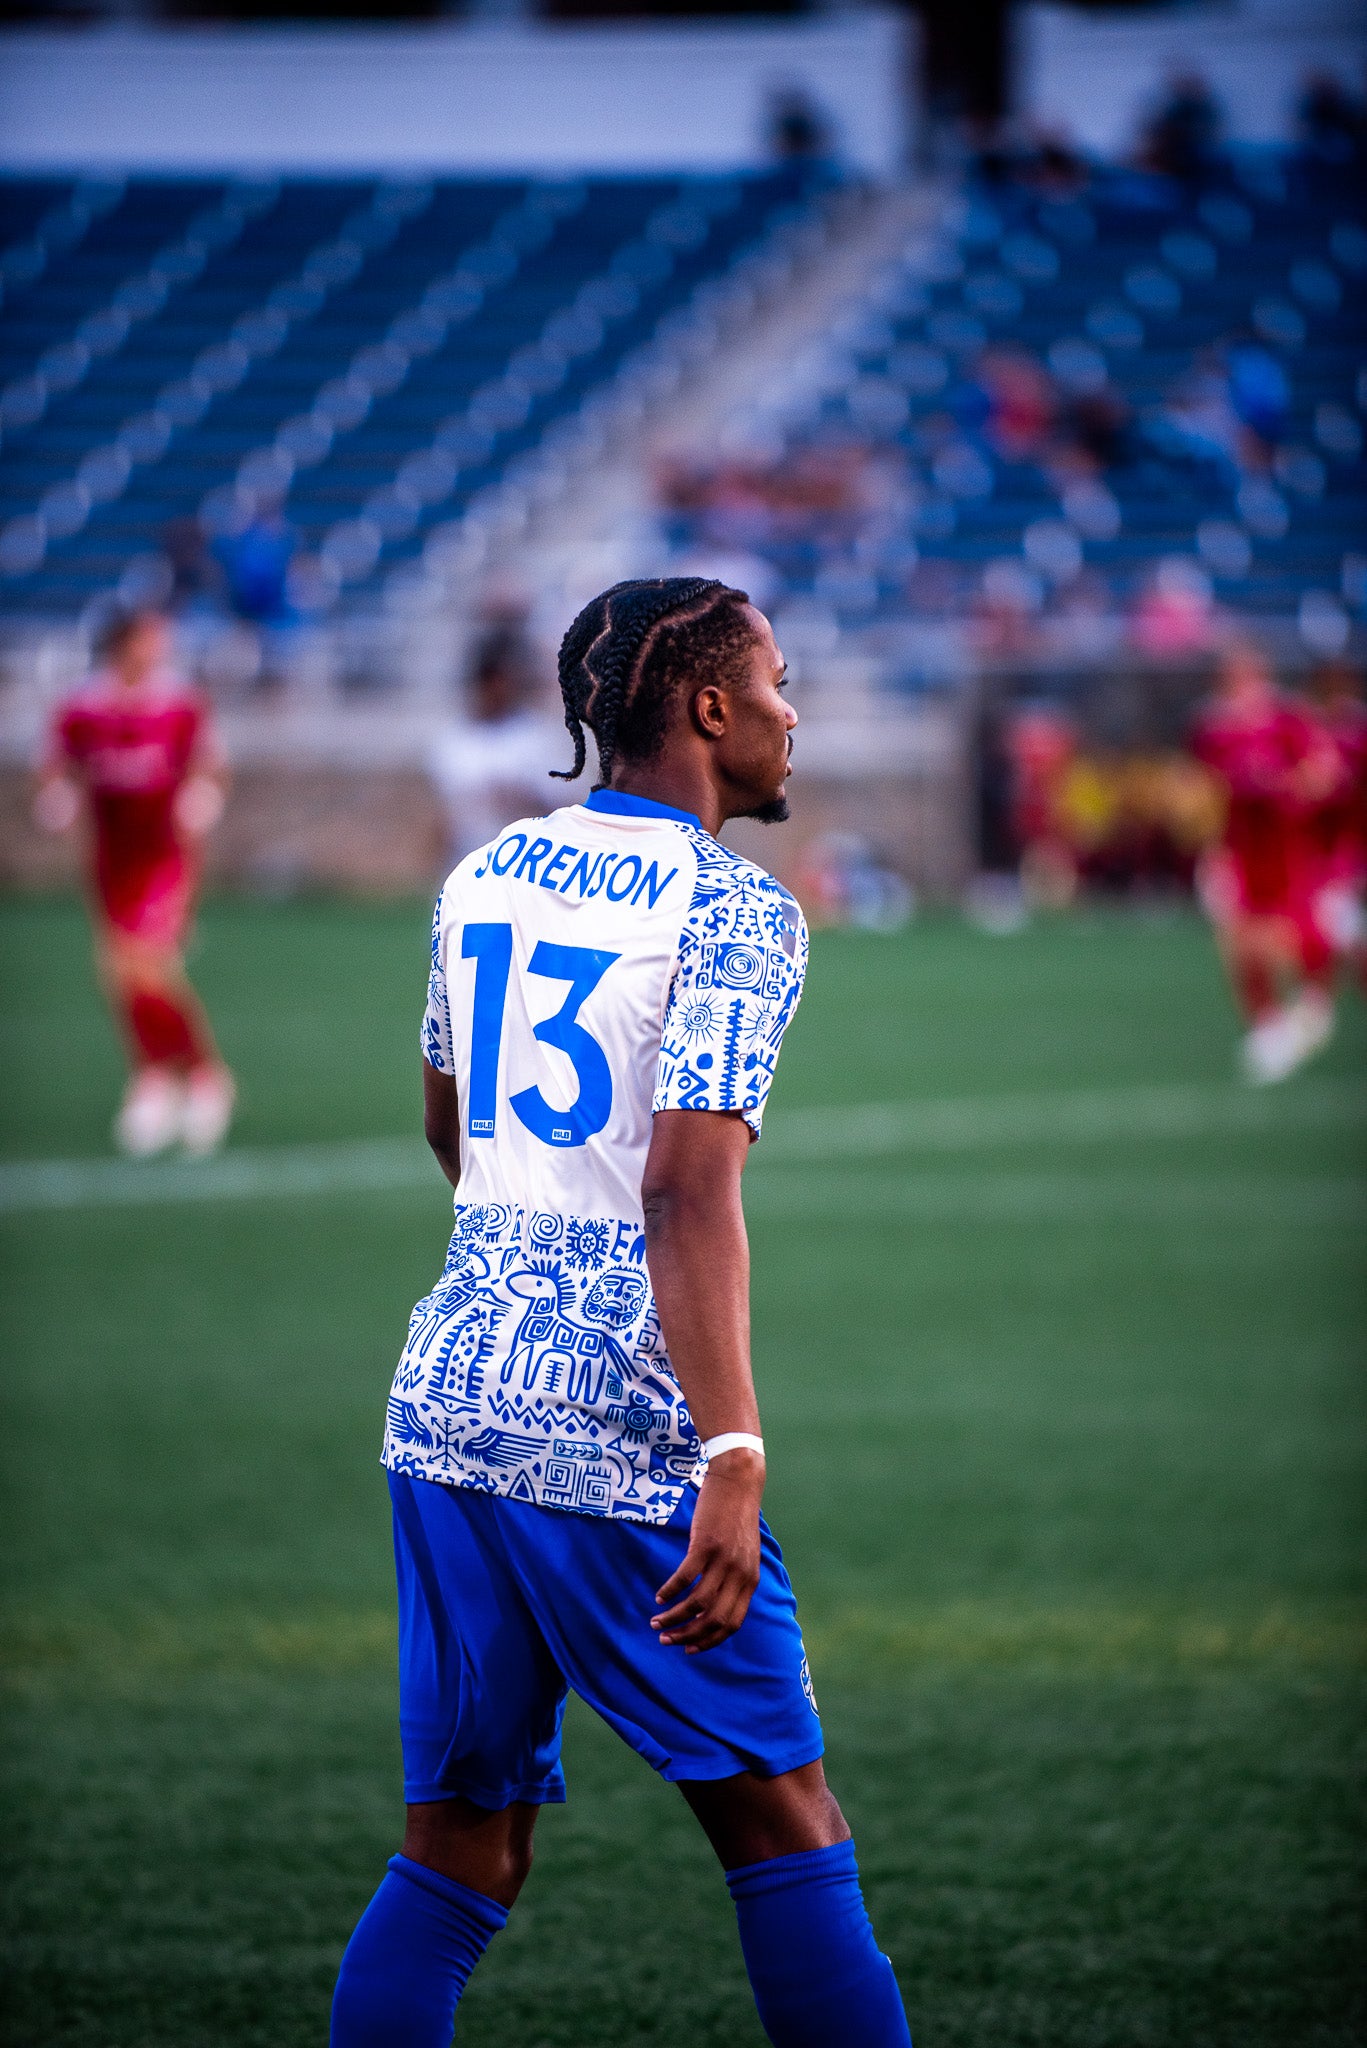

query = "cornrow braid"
[552,576,754,788]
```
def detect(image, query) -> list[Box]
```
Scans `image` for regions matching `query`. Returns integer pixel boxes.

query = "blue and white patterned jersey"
[382,787,808,1523]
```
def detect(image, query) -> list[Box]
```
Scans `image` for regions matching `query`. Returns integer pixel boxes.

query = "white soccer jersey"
[382,787,808,1523]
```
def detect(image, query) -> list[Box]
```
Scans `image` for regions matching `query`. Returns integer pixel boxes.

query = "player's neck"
[609,762,726,838]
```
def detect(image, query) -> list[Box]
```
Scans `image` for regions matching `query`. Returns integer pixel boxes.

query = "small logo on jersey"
[799,1652,819,1717]
[471,1117,494,1134]
[551,1125,572,1143]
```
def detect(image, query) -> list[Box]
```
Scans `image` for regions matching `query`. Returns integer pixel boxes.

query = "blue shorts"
[389,1471,824,1809]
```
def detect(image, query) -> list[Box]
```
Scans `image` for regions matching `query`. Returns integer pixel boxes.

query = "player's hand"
[651,1452,765,1654]
[33,776,80,834]
[174,775,226,837]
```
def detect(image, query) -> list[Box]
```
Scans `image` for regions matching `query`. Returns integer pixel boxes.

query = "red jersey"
[1309,702,1367,885]
[51,676,207,943]
[1190,695,1318,914]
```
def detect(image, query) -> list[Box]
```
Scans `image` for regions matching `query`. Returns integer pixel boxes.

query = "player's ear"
[690,680,729,741]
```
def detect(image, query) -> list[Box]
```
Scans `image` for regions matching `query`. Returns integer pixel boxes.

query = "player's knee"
[401,1800,536,1906]
[503,1834,535,1893]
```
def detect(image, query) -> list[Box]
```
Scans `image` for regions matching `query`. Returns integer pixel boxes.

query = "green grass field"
[1,894,1364,2047]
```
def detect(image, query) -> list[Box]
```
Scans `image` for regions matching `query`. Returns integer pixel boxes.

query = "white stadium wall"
[0,14,910,178]
[1017,0,1367,156]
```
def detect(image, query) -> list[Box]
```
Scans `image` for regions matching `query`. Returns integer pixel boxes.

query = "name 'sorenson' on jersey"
[382,787,808,1522]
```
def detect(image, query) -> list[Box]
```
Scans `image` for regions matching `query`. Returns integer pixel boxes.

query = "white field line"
[744,1169,1366,1225]
[760,1075,1367,1162]
[0,1076,1362,1218]
[0,1136,440,1216]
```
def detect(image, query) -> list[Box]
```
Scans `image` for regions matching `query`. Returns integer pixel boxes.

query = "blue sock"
[330,1852,508,2047]
[726,1839,911,2048]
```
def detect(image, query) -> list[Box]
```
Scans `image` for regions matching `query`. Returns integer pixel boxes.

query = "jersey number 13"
[463,922,620,1149]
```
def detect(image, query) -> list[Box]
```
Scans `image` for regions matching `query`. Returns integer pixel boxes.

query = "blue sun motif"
[679,997,718,1045]
[566,1217,611,1273]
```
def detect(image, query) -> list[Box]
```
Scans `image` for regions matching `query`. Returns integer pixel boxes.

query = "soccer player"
[331,579,912,2048]
[35,603,234,1156]
[1307,658,1367,991]
[1191,638,1338,1083]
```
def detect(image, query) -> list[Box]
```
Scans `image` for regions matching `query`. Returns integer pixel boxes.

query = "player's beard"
[745,795,790,824]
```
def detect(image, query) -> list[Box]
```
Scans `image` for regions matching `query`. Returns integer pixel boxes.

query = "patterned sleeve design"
[421,891,455,1073]
[653,840,808,1138]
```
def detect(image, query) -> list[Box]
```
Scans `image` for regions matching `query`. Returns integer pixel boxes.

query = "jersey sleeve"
[421,891,455,1074]
[653,870,808,1138]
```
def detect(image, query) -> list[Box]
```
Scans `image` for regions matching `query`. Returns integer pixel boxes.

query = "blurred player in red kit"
[1306,659,1367,989]
[1190,639,1339,1083]
[34,604,234,1156]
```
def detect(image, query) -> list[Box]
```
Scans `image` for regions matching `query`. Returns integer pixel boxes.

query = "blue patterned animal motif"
[606,1387,672,1447]
[395,1255,511,1406]
[461,1427,546,1470]
[386,1398,435,1452]
[500,1267,639,1406]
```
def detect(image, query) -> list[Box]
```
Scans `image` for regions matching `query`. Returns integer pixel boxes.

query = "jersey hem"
[380,1453,694,1526]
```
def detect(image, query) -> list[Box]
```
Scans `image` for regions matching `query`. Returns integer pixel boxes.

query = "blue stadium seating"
[0,167,817,615]
[668,152,1365,654]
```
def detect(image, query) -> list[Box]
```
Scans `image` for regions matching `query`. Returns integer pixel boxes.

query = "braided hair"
[552,577,757,788]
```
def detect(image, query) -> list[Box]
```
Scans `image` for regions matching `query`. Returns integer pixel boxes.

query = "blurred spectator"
[1024,132,1090,200]
[976,348,1055,461]
[1139,73,1221,187]
[1044,571,1124,665]
[1002,703,1224,905]
[161,517,225,621]
[428,593,559,865]
[971,682,1022,876]
[973,559,1044,662]
[1132,556,1217,659]
[466,592,543,714]
[1153,349,1245,478]
[1226,338,1290,455]
[215,495,298,628]
[968,129,1090,199]
[1055,382,1131,476]
[1298,72,1366,170]
[656,441,889,576]
[795,831,913,932]
[1140,73,1223,187]
[767,86,833,165]
[1009,704,1077,903]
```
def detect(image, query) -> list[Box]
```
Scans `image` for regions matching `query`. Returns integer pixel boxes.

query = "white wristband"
[703,1432,766,1462]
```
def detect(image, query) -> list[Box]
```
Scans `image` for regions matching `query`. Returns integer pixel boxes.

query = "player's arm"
[32,714,82,834]
[174,712,229,839]
[423,1059,462,1190]
[32,765,82,834]
[642,1106,765,1655]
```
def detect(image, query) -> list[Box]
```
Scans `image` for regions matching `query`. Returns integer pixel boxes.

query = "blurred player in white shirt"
[428,595,561,863]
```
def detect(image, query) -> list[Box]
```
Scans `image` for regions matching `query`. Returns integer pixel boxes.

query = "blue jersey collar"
[584,787,701,830]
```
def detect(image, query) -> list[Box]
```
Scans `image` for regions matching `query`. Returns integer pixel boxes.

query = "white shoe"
[1239,993,1333,1086]
[114,1069,184,1157]
[1240,1010,1301,1085]
[1285,990,1335,1064]
[181,1065,236,1157]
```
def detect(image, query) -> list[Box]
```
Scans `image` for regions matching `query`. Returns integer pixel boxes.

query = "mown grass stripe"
[0,1076,1362,1216]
